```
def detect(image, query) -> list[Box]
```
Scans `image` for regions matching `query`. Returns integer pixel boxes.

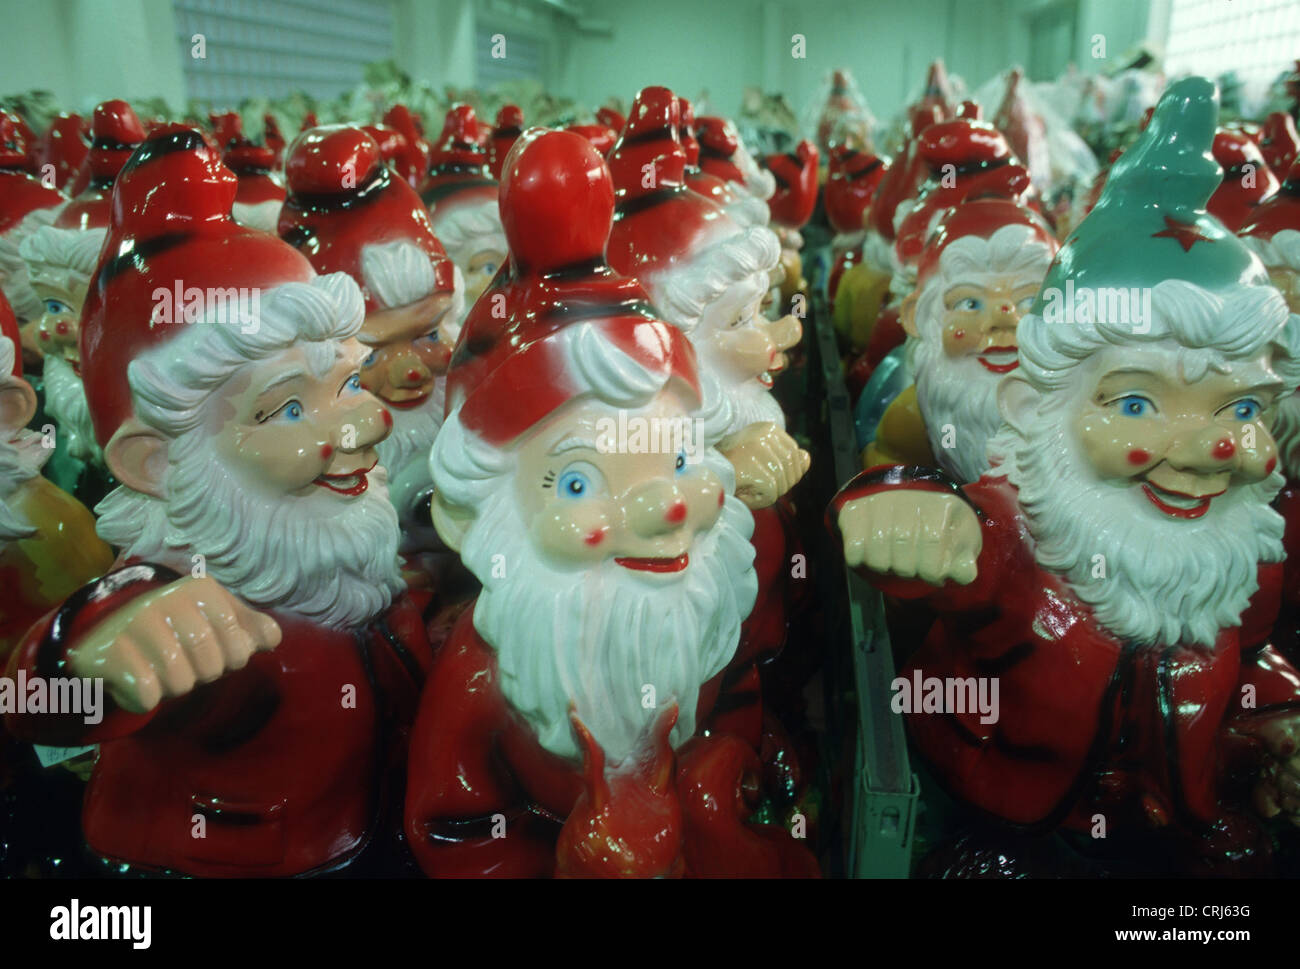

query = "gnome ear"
[0,376,37,433]
[899,289,921,339]
[105,418,170,499]
[997,372,1042,437]
[430,491,474,553]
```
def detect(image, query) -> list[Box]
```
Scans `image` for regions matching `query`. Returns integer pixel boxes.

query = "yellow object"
[0,476,114,658]
[833,259,892,353]
[862,384,935,469]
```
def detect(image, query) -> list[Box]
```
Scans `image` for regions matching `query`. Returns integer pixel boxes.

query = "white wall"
[0,0,186,112]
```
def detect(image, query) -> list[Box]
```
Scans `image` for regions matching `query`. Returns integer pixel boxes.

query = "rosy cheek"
[381,409,393,429]
[1267,456,1278,475]
[320,444,334,461]
[584,527,607,547]
[1127,449,1151,466]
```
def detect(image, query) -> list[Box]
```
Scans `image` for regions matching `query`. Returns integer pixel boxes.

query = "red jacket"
[404,605,819,877]
[3,562,434,877]
[831,468,1300,833]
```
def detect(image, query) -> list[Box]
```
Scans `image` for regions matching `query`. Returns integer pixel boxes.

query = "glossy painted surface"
[80,125,316,446]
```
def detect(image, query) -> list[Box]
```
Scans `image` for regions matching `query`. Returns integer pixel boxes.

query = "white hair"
[95,272,406,628]
[1,206,63,320]
[648,226,781,336]
[19,225,106,290]
[0,336,48,539]
[987,280,1300,648]
[907,225,1056,481]
[360,238,439,310]
[428,199,505,266]
[231,199,283,234]
[1242,229,1300,273]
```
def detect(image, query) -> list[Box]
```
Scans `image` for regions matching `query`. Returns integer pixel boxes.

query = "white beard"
[713,372,787,438]
[43,354,101,465]
[1271,389,1300,482]
[460,462,758,764]
[0,429,50,540]
[94,428,406,628]
[231,199,283,234]
[911,337,1005,483]
[988,397,1285,649]
[375,378,444,533]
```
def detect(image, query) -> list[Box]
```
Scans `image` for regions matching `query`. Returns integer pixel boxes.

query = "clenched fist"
[1251,715,1300,827]
[719,422,811,509]
[838,489,981,585]
[67,576,282,714]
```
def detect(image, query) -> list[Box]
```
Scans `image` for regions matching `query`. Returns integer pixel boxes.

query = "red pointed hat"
[1259,111,1300,176]
[209,110,283,208]
[447,128,698,446]
[80,125,317,447]
[565,123,617,157]
[425,104,489,181]
[0,110,66,234]
[695,116,746,185]
[489,105,524,180]
[263,114,286,166]
[605,87,736,280]
[380,104,428,188]
[0,289,20,376]
[1239,157,1300,244]
[765,140,820,229]
[278,124,453,311]
[893,119,1032,267]
[36,114,90,193]
[56,100,146,231]
[678,96,743,210]
[420,103,498,216]
[865,104,946,241]
[596,107,625,135]
[914,198,1057,289]
[1208,128,1280,232]
[825,145,887,234]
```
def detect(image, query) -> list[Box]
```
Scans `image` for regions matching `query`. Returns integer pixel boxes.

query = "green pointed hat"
[1035,76,1267,312]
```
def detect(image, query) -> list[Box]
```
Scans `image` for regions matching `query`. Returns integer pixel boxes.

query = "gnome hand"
[67,576,282,715]
[1249,715,1300,826]
[719,422,811,509]
[838,489,981,585]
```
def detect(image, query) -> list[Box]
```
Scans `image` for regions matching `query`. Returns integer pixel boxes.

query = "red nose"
[1213,438,1235,460]
[665,500,687,524]
[406,368,422,383]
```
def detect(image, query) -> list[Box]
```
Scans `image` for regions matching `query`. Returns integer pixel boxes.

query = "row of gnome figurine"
[829,73,1300,875]
[4,64,1300,879]
[0,85,826,878]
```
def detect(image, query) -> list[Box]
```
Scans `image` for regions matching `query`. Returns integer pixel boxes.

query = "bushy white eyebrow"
[549,436,598,455]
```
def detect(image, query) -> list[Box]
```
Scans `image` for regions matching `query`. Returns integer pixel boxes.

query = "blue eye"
[362,351,377,367]
[45,299,70,315]
[1118,395,1152,417]
[421,330,439,344]
[480,262,497,276]
[280,401,304,422]
[557,469,590,498]
[958,298,982,312]
[1232,400,1261,421]
[343,374,362,394]
[675,449,687,473]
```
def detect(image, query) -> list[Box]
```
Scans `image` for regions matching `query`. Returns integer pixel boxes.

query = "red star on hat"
[1152,214,1214,251]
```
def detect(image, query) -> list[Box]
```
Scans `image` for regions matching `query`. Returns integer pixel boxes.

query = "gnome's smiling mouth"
[314,460,378,496]
[977,347,1019,374]
[1141,481,1224,520]
[615,553,690,573]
